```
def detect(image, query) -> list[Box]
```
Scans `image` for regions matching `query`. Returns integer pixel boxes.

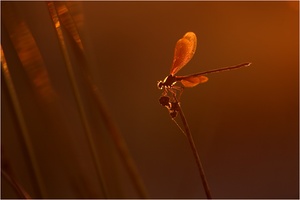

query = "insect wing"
[170,32,197,75]
[180,75,208,87]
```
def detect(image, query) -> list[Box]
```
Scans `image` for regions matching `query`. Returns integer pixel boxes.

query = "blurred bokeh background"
[1,1,298,199]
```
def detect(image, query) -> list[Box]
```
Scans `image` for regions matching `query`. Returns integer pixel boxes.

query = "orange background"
[1,1,298,198]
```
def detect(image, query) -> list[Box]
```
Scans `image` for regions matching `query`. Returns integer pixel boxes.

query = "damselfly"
[157,32,251,198]
[157,32,251,102]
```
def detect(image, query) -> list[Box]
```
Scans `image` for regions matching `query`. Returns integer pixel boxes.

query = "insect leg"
[169,86,184,101]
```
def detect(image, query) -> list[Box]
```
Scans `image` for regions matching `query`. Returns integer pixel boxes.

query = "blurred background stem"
[50,2,148,197]
[47,2,109,197]
[1,170,32,199]
[1,45,46,198]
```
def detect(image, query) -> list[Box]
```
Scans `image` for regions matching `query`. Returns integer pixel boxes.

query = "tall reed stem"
[1,45,46,197]
[47,2,108,197]
[176,102,212,199]
[1,170,32,199]
[51,2,148,197]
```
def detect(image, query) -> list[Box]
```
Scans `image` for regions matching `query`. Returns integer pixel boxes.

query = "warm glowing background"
[1,1,299,198]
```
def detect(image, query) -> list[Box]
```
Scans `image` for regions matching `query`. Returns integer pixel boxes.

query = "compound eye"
[157,81,163,89]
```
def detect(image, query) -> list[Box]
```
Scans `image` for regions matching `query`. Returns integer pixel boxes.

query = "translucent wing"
[170,32,197,75]
[180,75,208,87]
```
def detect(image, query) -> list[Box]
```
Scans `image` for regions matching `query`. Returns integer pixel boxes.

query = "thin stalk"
[52,2,148,197]
[47,2,108,197]
[1,170,32,199]
[88,84,149,198]
[172,118,187,137]
[176,101,212,199]
[1,45,46,198]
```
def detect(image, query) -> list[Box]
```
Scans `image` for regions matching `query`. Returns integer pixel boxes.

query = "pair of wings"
[170,32,208,88]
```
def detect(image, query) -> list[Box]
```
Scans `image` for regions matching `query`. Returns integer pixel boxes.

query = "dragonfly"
[157,32,251,101]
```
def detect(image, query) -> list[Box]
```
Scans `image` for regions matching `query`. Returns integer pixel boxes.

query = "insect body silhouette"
[158,32,251,117]
[156,32,251,198]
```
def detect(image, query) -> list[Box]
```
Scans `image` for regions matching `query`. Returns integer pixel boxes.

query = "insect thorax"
[157,75,177,89]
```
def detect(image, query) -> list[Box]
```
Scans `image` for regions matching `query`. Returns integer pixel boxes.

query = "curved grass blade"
[173,96,212,199]
[1,45,46,198]
[1,169,32,199]
[47,2,108,197]
[53,2,148,197]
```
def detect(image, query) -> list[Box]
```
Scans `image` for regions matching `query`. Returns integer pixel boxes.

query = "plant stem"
[1,45,46,198]
[177,102,212,199]
[51,2,148,197]
[2,170,32,199]
[47,2,108,197]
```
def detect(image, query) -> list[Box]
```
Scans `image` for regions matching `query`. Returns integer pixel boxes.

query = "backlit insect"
[158,32,251,117]
[159,95,180,118]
